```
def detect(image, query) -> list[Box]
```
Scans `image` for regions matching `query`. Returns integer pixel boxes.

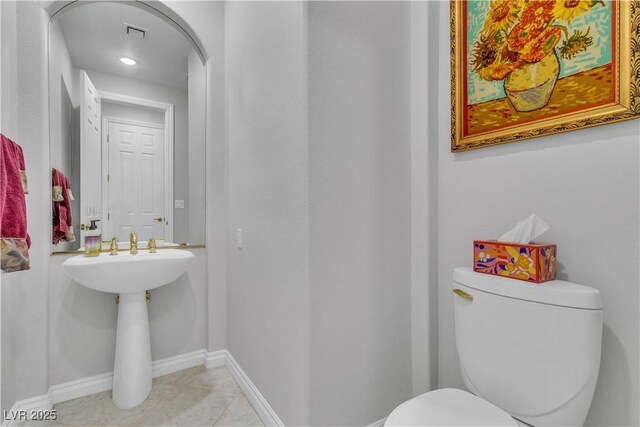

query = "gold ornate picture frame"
[451,0,640,152]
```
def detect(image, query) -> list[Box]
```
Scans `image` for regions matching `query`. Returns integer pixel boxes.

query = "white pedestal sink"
[62,249,195,409]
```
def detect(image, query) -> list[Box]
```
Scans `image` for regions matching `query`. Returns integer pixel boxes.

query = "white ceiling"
[58,2,194,89]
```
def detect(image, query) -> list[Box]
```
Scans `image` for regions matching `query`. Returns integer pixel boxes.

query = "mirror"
[49,2,206,253]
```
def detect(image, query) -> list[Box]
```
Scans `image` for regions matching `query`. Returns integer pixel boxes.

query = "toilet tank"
[452,268,603,427]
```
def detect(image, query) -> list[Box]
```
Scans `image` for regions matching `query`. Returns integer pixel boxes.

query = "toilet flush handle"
[453,288,473,302]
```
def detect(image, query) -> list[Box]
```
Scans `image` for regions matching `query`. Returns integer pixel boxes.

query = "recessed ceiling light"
[119,57,137,66]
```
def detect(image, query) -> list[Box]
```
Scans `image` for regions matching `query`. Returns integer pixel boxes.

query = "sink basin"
[62,249,194,293]
[62,249,195,409]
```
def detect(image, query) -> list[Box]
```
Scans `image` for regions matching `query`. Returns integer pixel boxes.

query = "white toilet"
[386,267,603,426]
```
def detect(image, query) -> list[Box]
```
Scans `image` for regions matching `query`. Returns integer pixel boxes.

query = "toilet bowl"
[385,268,603,427]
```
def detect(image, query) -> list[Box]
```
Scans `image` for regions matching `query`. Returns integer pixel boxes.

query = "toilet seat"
[384,388,519,426]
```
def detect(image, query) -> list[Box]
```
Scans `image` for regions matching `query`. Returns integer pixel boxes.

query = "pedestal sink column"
[112,291,152,409]
[61,249,195,409]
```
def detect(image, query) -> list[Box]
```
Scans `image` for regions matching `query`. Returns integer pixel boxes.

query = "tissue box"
[473,240,557,283]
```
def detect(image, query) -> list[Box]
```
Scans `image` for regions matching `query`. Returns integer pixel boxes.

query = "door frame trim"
[99,91,174,242]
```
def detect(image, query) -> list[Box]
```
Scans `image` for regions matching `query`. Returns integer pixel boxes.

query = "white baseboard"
[204,349,227,369]
[367,417,387,427]
[3,349,207,427]
[49,371,113,406]
[224,351,284,427]
[48,348,207,406]
[2,348,282,427]
[151,349,206,378]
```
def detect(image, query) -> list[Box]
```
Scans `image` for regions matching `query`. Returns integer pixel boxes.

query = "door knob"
[154,217,164,223]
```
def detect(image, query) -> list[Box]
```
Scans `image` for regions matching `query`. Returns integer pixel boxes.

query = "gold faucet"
[130,232,138,255]
[110,237,119,255]
[148,238,157,253]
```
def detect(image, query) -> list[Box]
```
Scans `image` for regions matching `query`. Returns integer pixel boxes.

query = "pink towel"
[1,134,30,273]
[52,168,75,244]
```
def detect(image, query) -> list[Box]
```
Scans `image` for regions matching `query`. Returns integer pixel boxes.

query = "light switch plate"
[175,200,185,209]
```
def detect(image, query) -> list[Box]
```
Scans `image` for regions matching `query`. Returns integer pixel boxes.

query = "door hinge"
[108,213,110,220]
[107,174,110,182]
[107,135,110,143]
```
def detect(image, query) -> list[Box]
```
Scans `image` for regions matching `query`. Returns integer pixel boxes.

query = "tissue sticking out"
[498,214,550,244]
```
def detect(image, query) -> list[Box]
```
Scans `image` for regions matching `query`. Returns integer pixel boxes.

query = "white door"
[79,70,101,242]
[106,119,165,242]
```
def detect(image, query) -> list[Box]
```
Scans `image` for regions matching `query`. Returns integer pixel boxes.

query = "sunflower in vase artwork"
[471,0,605,112]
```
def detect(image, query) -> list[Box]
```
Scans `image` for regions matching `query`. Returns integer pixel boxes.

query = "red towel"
[52,168,75,244]
[1,134,30,273]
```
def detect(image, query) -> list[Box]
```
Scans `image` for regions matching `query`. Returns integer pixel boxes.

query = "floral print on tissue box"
[473,240,557,283]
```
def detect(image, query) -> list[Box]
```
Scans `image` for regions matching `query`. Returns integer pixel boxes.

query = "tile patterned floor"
[19,366,264,427]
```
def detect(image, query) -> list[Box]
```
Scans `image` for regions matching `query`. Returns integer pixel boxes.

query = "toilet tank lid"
[453,267,602,310]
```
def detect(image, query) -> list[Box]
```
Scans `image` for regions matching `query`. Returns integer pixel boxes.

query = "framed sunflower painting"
[451,0,640,152]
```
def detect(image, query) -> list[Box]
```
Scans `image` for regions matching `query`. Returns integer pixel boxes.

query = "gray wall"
[187,49,206,244]
[49,19,76,179]
[84,69,193,244]
[225,2,310,425]
[48,18,81,253]
[431,3,639,426]
[1,0,51,413]
[409,1,439,397]
[307,2,412,425]
[201,1,228,354]
[48,249,207,386]
[226,3,414,425]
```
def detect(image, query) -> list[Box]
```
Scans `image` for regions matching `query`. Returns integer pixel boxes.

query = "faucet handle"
[148,238,157,253]
[130,232,138,255]
[110,237,118,255]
